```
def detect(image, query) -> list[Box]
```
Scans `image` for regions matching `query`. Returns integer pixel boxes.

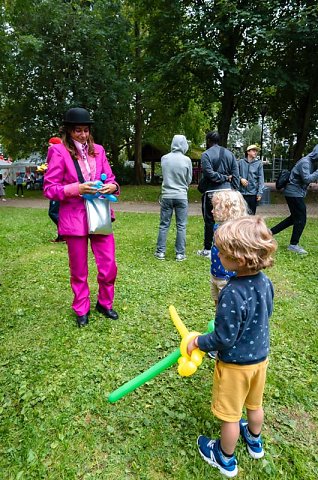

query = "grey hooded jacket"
[238,157,265,196]
[161,135,193,199]
[284,145,318,198]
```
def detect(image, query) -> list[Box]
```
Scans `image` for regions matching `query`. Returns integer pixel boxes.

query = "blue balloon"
[82,180,117,202]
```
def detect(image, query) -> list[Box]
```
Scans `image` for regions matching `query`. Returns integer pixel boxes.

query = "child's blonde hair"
[212,190,248,222]
[214,216,277,271]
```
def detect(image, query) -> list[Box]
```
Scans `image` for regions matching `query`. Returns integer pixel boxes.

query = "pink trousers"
[65,235,117,316]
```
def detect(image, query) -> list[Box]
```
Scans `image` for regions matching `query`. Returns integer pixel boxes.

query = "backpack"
[275,169,291,190]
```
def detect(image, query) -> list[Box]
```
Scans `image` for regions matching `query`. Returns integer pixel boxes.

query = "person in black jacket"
[271,145,318,254]
[46,137,65,242]
[197,131,240,257]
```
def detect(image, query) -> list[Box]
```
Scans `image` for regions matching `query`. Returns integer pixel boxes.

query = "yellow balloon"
[180,331,201,359]
[169,305,210,378]
[191,349,204,367]
[178,360,197,377]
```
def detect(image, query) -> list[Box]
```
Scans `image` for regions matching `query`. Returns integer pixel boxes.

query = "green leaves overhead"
[1,0,318,163]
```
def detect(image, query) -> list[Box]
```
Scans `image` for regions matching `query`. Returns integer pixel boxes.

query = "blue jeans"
[156,198,188,255]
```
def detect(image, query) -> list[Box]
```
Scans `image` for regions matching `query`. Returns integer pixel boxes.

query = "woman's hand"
[79,182,99,195]
[240,178,248,187]
[98,183,118,195]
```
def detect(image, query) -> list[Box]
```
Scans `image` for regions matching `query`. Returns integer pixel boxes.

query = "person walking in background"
[154,135,192,261]
[238,144,264,214]
[0,174,6,201]
[271,144,318,255]
[197,131,239,258]
[47,137,64,243]
[187,216,277,478]
[44,107,120,328]
[15,173,24,197]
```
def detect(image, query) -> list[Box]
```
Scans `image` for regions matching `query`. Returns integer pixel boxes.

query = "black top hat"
[63,107,94,125]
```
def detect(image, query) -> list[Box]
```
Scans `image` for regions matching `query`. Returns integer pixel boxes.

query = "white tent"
[0,160,12,182]
[0,160,12,169]
[5,160,38,185]
[124,160,151,169]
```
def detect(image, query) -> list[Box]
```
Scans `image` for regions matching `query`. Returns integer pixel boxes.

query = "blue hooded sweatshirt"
[284,145,318,198]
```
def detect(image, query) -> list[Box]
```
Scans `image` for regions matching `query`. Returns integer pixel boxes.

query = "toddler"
[208,190,248,359]
[210,190,248,307]
[188,216,277,478]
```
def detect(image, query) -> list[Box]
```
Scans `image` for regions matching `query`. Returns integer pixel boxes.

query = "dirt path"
[1,197,317,217]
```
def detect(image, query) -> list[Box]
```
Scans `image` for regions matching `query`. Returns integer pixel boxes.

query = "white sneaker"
[2,198,6,202]
[15,194,18,197]
[154,252,165,260]
[21,195,24,197]
[287,244,308,255]
[176,254,186,262]
[197,249,211,258]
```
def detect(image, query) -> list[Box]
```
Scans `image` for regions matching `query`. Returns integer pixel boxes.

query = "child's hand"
[187,337,198,356]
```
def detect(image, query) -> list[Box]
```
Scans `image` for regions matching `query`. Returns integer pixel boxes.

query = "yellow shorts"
[210,275,229,301]
[212,358,268,422]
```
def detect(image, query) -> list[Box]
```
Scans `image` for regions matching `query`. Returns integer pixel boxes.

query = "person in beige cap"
[238,145,264,214]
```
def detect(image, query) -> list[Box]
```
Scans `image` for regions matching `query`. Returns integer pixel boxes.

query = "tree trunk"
[132,20,144,184]
[217,29,241,147]
[292,48,318,161]
[218,88,235,147]
[134,89,144,184]
[109,143,119,166]
[293,88,318,161]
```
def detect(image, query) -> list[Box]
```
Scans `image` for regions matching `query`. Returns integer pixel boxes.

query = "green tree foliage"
[0,0,132,162]
[144,0,276,145]
[1,0,318,172]
[265,1,318,160]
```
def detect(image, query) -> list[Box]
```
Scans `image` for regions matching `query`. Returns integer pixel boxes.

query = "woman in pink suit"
[44,107,119,327]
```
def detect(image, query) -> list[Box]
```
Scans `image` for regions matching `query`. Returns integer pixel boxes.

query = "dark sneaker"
[239,419,264,459]
[207,351,217,359]
[197,436,238,478]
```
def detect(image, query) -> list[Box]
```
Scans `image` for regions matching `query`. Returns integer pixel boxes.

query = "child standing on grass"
[210,190,248,308]
[187,216,277,478]
[207,190,249,360]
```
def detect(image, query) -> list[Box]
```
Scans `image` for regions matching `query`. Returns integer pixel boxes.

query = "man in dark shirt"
[197,131,239,257]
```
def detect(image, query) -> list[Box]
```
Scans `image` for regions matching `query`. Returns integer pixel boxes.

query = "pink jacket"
[43,143,119,236]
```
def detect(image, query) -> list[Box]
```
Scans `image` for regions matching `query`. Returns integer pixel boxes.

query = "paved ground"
[1,197,317,217]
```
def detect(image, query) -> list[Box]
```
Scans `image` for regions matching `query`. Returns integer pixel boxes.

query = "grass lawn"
[0,207,317,479]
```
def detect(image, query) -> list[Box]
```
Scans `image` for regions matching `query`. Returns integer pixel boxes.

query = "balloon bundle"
[108,306,214,403]
[82,173,118,203]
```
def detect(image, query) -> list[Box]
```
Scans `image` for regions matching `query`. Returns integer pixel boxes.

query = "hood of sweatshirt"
[170,135,189,154]
[308,144,318,162]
